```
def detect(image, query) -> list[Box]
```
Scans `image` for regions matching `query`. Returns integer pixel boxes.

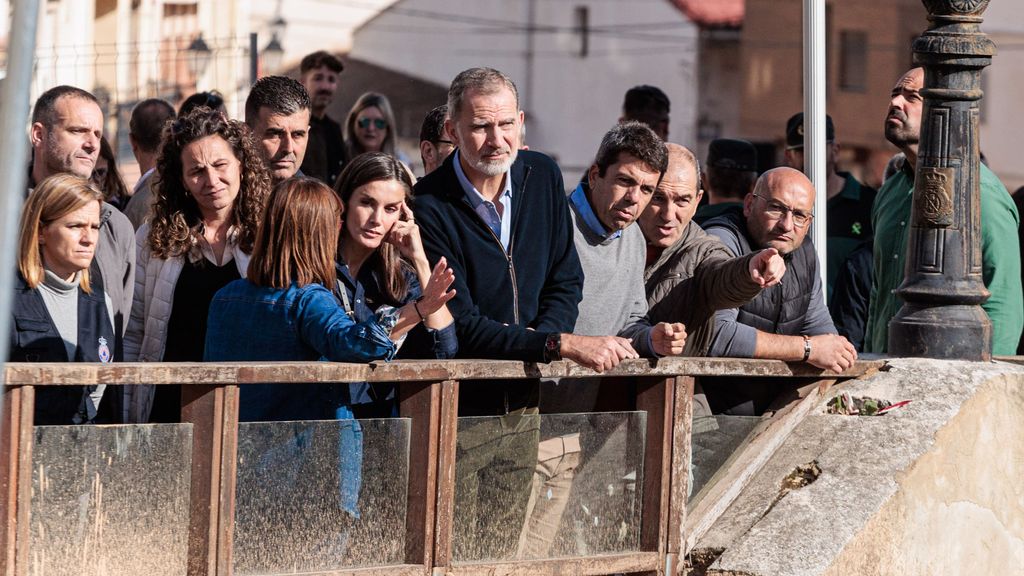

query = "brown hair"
[92,136,129,205]
[19,174,103,292]
[149,107,271,259]
[248,177,342,289]
[333,152,412,306]
[300,51,344,74]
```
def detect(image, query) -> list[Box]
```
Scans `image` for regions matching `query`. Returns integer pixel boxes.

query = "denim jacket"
[336,258,458,360]
[205,280,398,422]
[204,279,397,363]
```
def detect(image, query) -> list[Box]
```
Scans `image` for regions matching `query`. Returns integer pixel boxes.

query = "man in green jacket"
[865,67,1023,355]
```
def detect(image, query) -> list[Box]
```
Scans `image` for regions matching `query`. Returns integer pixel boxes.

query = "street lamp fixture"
[186,33,212,79]
[261,33,284,74]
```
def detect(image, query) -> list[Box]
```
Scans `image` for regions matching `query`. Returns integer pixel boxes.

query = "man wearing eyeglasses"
[703,167,856,412]
[418,104,454,176]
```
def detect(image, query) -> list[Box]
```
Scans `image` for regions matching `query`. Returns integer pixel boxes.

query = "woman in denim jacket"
[204,176,455,420]
[334,152,459,417]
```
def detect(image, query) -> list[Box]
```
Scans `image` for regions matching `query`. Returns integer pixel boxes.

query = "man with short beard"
[414,67,637,561]
[29,86,135,346]
[703,168,856,413]
[245,75,311,184]
[865,67,1022,354]
[298,51,346,185]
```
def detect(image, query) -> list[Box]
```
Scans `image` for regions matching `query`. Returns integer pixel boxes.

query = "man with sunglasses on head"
[703,167,856,412]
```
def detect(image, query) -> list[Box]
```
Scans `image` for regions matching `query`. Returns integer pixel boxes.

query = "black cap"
[786,112,835,149]
[707,138,757,172]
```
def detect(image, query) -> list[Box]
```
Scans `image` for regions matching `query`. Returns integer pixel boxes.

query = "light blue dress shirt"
[453,150,513,251]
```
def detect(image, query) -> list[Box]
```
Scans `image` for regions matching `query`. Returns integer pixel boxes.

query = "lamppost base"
[888,304,991,361]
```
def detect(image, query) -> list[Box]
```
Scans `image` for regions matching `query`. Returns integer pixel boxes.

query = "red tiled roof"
[670,0,744,28]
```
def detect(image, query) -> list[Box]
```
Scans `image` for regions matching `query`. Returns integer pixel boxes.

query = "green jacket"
[865,163,1023,355]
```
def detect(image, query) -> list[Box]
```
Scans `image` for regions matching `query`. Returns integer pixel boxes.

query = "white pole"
[0,0,42,424]
[803,0,828,293]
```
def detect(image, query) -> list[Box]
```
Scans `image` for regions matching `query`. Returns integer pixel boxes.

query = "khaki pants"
[453,408,540,561]
[516,433,582,558]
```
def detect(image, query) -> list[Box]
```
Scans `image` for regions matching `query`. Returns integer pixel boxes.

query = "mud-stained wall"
[823,373,1024,575]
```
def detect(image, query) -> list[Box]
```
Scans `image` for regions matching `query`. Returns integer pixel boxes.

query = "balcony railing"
[0,358,881,576]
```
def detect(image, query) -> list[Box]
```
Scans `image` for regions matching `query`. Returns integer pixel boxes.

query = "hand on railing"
[807,334,857,373]
[651,322,687,356]
[560,333,639,373]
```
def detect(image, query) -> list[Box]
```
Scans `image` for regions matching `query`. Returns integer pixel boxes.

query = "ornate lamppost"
[888,0,996,360]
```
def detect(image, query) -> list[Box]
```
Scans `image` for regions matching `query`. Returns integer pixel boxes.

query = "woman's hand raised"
[417,257,456,317]
[386,203,427,264]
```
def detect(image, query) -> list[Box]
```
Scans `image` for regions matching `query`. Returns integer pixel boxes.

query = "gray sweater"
[568,185,653,356]
[38,270,79,360]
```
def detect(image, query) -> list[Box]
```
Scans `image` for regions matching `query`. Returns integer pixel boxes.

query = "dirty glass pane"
[233,418,411,574]
[30,424,193,576]
[452,411,646,562]
[689,415,762,502]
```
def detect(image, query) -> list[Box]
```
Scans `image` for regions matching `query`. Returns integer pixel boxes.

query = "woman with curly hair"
[123,107,272,423]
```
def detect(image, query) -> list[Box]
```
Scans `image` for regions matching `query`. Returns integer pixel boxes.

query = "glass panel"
[452,411,646,562]
[30,424,193,576]
[689,415,762,501]
[233,418,411,574]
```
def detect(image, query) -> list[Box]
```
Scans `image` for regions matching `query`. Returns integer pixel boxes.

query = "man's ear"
[695,188,705,204]
[30,122,45,147]
[587,164,600,190]
[419,140,434,166]
[743,191,755,218]
[443,118,458,147]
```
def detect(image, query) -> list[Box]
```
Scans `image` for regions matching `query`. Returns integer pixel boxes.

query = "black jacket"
[9,272,120,424]
[704,210,819,336]
[413,151,583,413]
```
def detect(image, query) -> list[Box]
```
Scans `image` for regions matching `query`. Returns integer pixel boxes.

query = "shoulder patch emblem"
[98,337,111,363]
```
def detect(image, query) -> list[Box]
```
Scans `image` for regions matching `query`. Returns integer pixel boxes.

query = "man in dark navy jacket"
[414,67,637,560]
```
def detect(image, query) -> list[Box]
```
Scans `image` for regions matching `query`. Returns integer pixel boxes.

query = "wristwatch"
[801,335,812,362]
[544,333,563,363]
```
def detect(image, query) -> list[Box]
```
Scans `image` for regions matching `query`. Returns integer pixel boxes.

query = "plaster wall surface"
[350,0,699,184]
[700,359,1024,576]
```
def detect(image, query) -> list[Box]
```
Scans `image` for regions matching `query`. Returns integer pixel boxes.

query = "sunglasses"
[357,117,388,130]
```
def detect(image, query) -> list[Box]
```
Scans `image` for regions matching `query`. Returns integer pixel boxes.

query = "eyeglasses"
[752,193,813,228]
[357,117,388,130]
[434,139,454,147]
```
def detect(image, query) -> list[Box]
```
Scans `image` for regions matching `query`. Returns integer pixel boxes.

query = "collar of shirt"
[835,171,862,201]
[453,149,513,248]
[133,167,156,194]
[453,149,512,210]
[570,182,621,241]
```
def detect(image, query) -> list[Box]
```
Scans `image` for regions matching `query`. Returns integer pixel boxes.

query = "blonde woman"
[12,173,117,423]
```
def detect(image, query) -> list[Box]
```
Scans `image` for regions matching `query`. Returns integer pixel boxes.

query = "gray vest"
[711,211,818,335]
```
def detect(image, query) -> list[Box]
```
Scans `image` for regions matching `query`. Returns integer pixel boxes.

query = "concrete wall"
[700,359,1024,576]
[822,373,1024,575]
[350,0,699,182]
